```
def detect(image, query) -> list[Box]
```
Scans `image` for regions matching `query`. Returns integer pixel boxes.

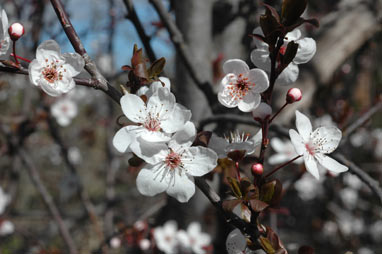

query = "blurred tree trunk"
[174,0,213,122]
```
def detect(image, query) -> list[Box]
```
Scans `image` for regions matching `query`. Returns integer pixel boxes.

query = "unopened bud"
[110,237,121,249]
[8,23,24,41]
[251,163,264,175]
[252,102,272,122]
[139,239,151,250]
[286,88,302,103]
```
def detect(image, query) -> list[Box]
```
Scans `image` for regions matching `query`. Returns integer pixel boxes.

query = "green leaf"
[148,57,166,78]
[259,236,276,254]
[260,181,276,204]
[281,0,307,26]
[227,177,242,198]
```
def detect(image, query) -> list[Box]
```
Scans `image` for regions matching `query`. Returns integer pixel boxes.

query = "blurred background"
[0,0,381,253]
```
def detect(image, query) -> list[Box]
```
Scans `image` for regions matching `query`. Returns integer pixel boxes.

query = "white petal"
[226,229,246,254]
[112,127,133,153]
[246,68,269,94]
[285,29,301,41]
[120,93,147,123]
[311,126,342,154]
[270,138,287,153]
[1,10,8,35]
[294,38,316,64]
[177,230,191,248]
[208,134,228,158]
[170,121,196,147]
[166,174,195,202]
[147,87,176,119]
[57,116,70,127]
[295,110,312,142]
[62,53,85,76]
[57,76,76,94]
[315,154,348,173]
[223,59,249,75]
[304,154,320,180]
[218,86,239,108]
[289,129,306,155]
[136,166,169,196]
[275,63,299,86]
[39,79,62,97]
[238,92,260,112]
[161,103,191,133]
[250,49,270,72]
[28,60,43,86]
[130,137,168,164]
[252,27,267,49]
[152,77,171,90]
[182,146,218,177]
[36,40,61,63]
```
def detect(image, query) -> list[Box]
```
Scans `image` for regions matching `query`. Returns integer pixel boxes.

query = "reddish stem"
[264,155,302,178]
[235,161,241,181]
[269,102,288,123]
[11,53,31,63]
[12,41,19,65]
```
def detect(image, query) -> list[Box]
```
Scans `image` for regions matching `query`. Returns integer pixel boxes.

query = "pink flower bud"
[252,102,272,122]
[8,22,25,41]
[251,163,263,175]
[286,88,302,103]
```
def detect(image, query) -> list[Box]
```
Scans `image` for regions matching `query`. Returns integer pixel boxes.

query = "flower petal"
[182,146,218,177]
[136,166,169,196]
[268,153,290,165]
[295,110,312,142]
[161,103,191,133]
[285,29,301,41]
[311,126,342,154]
[130,137,168,164]
[304,154,320,180]
[120,93,147,123]
[170,121,196,147]
[147,87,176,120]
[250,49,270,72]
[252,27,267,49]
[238,92,261,112]
[315,154,348,173]
[247,68,269,93]
[36,40,61,63]
[112,127,133,153]
[223,59,249,75]
[166,174,195,202]
[208,134,228,158]
[218,85,240,108]
[275,63,299,86]
[28,59,43,86]
[289,129,306,155]
[39,79,62,97]
[62,53,85,76]
[294,37,316,64]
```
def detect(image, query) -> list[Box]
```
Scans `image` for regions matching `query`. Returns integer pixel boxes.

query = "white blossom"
[137,77,171,97]
[209,130,262,159]
[0,220,14,236]
[0,186,9,215]
[153,221,179,254]
[289,110,348,179]
[218,59,269,112]
[28,40,85,96]
[134,133,217,202]
[177,222,211,254]
[113,87,191,155]
[0,9,10,59]
[250,27,316,86]
[294,173,323,201]
[50,98,78,127]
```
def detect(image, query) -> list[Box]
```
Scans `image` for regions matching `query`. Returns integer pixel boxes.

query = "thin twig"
[148,0,217,108]
[123,0,157,63]
[18,148,78,254]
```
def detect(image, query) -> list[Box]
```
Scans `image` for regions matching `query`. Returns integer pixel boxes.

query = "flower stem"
[269,102,288,123]
[11,53,31,63]
[264,155,302,178]
[12,41,20,65]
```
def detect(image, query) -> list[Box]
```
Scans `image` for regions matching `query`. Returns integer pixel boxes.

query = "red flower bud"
[286,88,302,103]
[8,23,25,41]
[251,163,264,175]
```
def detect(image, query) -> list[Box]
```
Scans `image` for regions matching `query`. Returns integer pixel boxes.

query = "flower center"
[42,59,66,84]
[305,143,315,156]
[227,73,255,101]
[279,46,287,55]
[143,114,161,132]
[164,151,182,170]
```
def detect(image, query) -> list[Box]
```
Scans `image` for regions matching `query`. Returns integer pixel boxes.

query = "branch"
[49,0,122,103]
[148,0,218,108]
[18,148,78,254]
[123,0,157,63]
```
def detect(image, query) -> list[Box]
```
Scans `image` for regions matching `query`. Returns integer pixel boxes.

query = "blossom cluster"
[113,78,218,202]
